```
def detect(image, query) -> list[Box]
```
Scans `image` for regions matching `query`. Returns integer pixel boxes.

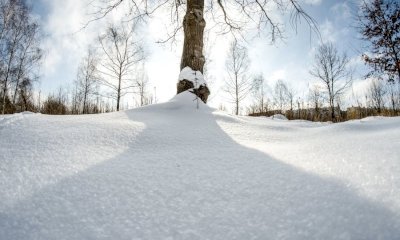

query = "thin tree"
[308,84,323,121]
[76,48,100,114]
[97,24,144,111]
[12,18,42,108]
[310,42,352,121]
[90,0,317,103]
[368,78,387,114]
[387,81,399,114]
[135,71,151,107]
[223,40,252,115]
[252,74,268,114]
[286,82,296,118]
[358,0,400,83]
[71,82,81,114]
[273,80,289,114]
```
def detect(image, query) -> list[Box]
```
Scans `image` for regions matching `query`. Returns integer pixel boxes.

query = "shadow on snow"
[1,101,399,239]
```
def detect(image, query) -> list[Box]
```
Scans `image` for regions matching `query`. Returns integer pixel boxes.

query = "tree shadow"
[1,102,399,239]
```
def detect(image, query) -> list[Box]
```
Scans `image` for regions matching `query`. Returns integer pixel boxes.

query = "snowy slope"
[1,92,400,239]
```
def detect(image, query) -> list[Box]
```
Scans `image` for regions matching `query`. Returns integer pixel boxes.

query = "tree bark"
[177,0,210,103]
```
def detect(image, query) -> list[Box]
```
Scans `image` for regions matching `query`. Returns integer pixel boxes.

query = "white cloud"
[38,0,141,91]
[320,20,337,43]
[349,55,364,69]
[38,0,97,91]
[271,70,287,82]
[331,2,352,20]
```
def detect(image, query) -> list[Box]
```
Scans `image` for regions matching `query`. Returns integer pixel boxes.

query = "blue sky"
[30,0,370,110]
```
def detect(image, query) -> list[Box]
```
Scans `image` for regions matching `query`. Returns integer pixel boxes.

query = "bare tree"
[135,68,151,107]
[0,0,26,114]
[286,82,296,117]
[310,42,352,121]
[223,40,252,115]
[71,82,81,114]
[368,78,387,114]
[308,84,323,121]
[97,24,144,111]
[90,0,317,103]
[358,0,400,83]
[0,0,42,114]
[387,81,399,114]
[273,79,289,114]
[76,48,100,114]
[252,73,269,114]
[12,19,42,108]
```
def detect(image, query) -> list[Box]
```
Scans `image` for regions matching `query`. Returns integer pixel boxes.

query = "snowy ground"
[1,92,400,239]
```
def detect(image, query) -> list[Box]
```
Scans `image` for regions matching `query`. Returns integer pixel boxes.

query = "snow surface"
[270,114,288,120]
[178,67,206,87]
[1,91,400,239]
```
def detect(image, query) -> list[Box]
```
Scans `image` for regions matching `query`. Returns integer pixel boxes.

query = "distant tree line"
[244,39,399,122]
[247,76,400,122]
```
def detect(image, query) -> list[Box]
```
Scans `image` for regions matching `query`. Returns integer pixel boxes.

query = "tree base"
[177,79,210,103]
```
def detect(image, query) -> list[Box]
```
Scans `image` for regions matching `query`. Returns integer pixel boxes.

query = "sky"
[30,0,372,111]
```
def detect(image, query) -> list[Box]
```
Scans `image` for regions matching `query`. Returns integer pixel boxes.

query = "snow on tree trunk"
[177,0,210,103]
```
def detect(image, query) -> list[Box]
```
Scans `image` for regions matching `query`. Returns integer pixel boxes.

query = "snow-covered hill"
[1,92,400,239]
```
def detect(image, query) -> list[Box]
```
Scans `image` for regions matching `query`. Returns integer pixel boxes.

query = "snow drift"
[1,92,400,239]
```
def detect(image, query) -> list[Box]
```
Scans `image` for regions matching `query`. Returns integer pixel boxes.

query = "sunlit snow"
[0,92,399,239]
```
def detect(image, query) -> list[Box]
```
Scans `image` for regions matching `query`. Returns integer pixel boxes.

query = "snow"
[270,113,288,120]
[178,66,207,87]
[1,91,400,239]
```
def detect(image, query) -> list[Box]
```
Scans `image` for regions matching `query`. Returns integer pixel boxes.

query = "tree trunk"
[117,93,120,111]
[1,48,15,114]
[116,83,121,111]
[177,0,210,103]
[1,82,7,114]
[117,70,122,111]
[83,92,88,114]
[235,75,239,115]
